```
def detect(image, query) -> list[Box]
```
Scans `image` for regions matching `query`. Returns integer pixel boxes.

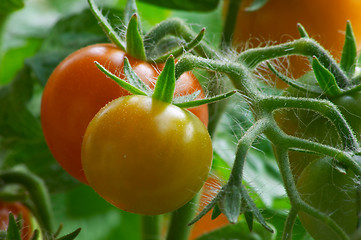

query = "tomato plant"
[81,95,213,215]
[41,43,208,184]
[275,73,361,180]
[190,176,229,240]
[232,0,361,87]
[296,157,358,240]
[0,202,32,240]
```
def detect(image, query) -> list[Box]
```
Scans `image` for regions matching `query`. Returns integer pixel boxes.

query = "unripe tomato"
[41,43,208,184]
[81,95,213,215]
[231,0,361,88]
[296,157,358,240]
[0,202,32,240]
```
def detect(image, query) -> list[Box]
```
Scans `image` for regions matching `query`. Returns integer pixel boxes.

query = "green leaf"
[312,56,343,97]
[174,90,236,109]
[211,204,222,220]
[138,0,219,12]
[126,14,146,60]
[56,228,81,240]
[0,0,24,14]
[245,0,269,11]
[244,211,254,231]
[124,0,141,32]
[152,56,175,103]
[221,183,241,224]
[5,213,22,240]
[340,21,357,78]
[123,57,152,95]
[297,23,310,38]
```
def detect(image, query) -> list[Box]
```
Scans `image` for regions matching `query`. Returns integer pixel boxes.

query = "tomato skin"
[0,202,32,240]
[41,43,208,184]
[232,0,361,88]
[81,95,213,215]
[296,157,358,240]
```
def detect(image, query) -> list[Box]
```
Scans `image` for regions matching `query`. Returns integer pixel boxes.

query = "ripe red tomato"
[0,202,32,240]
[41,43,208,184]
[190,176,229,240]
[296,157,358,240]
[81,95,213,215]
[231,0,361,88]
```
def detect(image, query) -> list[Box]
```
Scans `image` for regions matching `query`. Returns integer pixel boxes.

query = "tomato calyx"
[96,56,237,107]
[87,0,207,63]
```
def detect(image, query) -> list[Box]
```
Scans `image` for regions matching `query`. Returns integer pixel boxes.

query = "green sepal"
[267,62,323,95]
[126,14,146,61]
[340,21,357,78]
[152,28,205,63]
[87,0,125,51]
[211,203,222,220]
[6,213,22,240]
[312,56,343,97]
[221,183,241,224]
[56,228,81,240]
[244,211,254,231]
[152,56,176,103]
[30,230,40,240]
[245,0,268,11]
[123,57,152,95]
[174,90,236,109]
[124,0,141,32]
[94,61,148,96]
[297,23,309,38]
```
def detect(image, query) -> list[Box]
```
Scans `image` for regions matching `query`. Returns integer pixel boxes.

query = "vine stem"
[273,145,350,240]
[237,38,349,88]
[141,215,162,240]
[0,170,54,239]
[165,195,199,240]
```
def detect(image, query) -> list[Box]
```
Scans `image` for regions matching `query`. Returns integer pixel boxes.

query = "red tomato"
[190,176,229,239]
[41,43,208,184]
[0,202,32,240]
[231,0,361,88]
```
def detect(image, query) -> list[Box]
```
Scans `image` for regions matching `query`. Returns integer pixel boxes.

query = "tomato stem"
[166,195,199,240]
[282,207,298,240]
[221,0,242,48]
[141,215,162,240]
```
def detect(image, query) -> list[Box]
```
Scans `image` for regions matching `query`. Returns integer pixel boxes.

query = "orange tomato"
[231,0,361,88]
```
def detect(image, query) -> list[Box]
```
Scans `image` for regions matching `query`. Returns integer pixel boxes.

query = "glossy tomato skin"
[0,202,32,240]
[41,43,208,184]
[296,157,358,240]
[81,95,213,215]
[232,0,361,88]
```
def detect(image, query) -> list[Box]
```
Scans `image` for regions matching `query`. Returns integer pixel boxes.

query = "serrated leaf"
[245,0,268,11]
[126,14,146,61]
[312,56,342,97]
[340,21,357,78]
[6,213,22,240]
[152,56,175,103]
[123,58,152,95]
[56,228,81,240]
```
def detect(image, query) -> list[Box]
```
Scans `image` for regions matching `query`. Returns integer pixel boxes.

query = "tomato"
[0,202,32,240]
[41,43,208,184]
[275,73,361,180]
[296,157,358,240]
[81,95,213,215]
[190,176,229,240]
[231,0,361,88]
